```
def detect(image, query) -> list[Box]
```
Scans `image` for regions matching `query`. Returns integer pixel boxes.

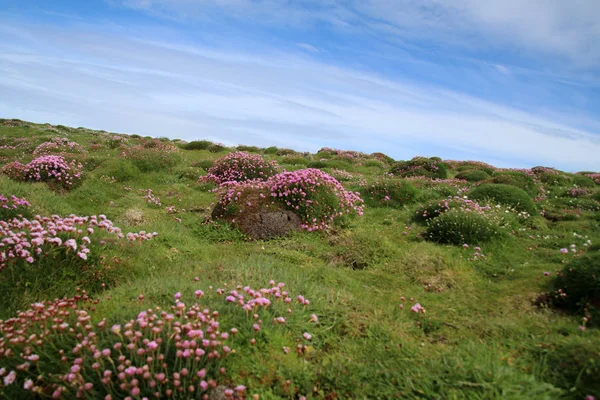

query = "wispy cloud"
[0,13,598,170]
[112,0,600,66]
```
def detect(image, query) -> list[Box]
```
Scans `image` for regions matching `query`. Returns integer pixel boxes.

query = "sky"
[0,0,599,171]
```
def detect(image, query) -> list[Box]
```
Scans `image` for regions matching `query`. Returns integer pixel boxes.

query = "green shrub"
[129,149,181,172]
[571,174,596,188]
[306,160,328,169]
[488,171,539,197]
[370,152,395,164]
[360,179,418,208]
[236,145,261,153]
[469,184,536,214]
[184,140,212,150]
[455,169,491,182]
[276,148,297,156]
[101,159,139,182]
[207,143,226,153]
[263,146,278,154]
[456,164,495,175]
[551,253,600,322]
[390,157,448,179]
[425,209,503,245]
[414,196,486,223]
[193,159,214,171]
[363,159,385,168]
[281,156,309,166]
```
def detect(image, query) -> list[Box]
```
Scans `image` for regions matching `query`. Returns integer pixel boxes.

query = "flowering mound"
[390,157,448,179]
[21,155,84,189]
[414,196,491,222]
[0,161,27,181]
[32,137,85,155]
[213,168,364,236]
[0,281,316,399]
[0,194,30,220]
[202,152,279,185]
[0,214,157,312]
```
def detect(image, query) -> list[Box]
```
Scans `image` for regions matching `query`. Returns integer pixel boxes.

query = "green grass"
[0,120,600,399]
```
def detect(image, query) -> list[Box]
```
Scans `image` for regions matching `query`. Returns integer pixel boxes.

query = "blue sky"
[1,0,599,171]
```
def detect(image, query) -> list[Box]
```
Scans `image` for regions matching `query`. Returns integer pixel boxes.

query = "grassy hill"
[0,118,599,399]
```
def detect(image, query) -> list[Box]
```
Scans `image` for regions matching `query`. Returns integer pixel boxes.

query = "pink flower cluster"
[584,173,600,184]
[328,168,356,182]
[201,151,279,185]
[0,214,156,270]
[32,137,84,155]
[318,147,367,160]
[0,194,30,212]
[0,280,315,398]
[216,168,364,231]
[444,160,497,171]
[0,293,243,399]
[19,155,83,188]
[567,188,590,198]
[141,189,161,206]
[416,196,490,220]
[220,280,311,314]
[0,161,27,181]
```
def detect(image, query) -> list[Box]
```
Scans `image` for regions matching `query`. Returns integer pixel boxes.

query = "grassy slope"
[0,120,599,399]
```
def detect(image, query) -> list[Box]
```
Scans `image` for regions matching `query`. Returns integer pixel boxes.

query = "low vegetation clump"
[455,169,490,182]
[551,252,600,327]
[390,156,449,179]
[0,282,316,399]
[207,142,227,153]
[486,173,539,198]
[120,142,180,172]
[0,214,156,312]
[201,151,279,185]
[32,137,85,155]
[106,135,128,149]
[0,194,31,220]
[425,209,503,245]
[469,183,537,215]
[236,144,261,153]
[183,140,213,150]
[214,168,364,232]
[414,196,490,222]
[360,179,418,207]
[2,155,85,189]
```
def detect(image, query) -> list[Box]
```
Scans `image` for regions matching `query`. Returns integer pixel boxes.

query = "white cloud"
[296,43,320,54]
[0,19,599,170]
[112,0,600,66]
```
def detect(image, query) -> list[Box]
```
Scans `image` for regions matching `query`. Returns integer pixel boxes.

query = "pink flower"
[411,303,425,314]
[3,370,16,386]
[174,292,181,300]
[303,332,312,340]
[560,248,569,254]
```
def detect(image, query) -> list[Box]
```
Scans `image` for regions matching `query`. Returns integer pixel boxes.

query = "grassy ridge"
[0,119,599,399]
